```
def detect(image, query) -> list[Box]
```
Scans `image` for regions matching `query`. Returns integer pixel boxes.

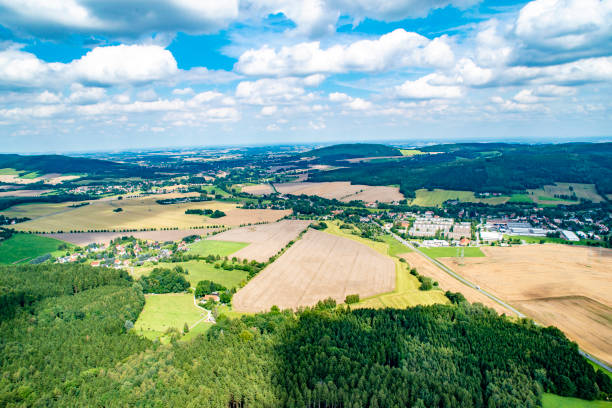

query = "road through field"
[385,229,612,373]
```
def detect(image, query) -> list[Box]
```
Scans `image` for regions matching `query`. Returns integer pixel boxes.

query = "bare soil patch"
[209,220,310,262]
[271,181,403,203]
[241,184,275,195]
[233,229,395,312]
[0,189,52,197]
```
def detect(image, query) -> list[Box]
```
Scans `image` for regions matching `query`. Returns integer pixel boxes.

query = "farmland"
[410,189,510,206]
[134,293,210,340]
[528,182,605,204]
[232,229,395,312]
[43,227,223,246]
[188,239,248,257]
[209,220,310,262]
[133,259,249,288]
[420,246,485,258]
[246,181,405,203]
[0,234,70,264]
[439,244,612,366]
[6,194,290,232]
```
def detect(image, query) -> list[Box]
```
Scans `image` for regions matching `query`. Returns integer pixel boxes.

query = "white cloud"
[235,77,313,105]
[68,84,106,104]
[328,92,372,110]
[137,89,158,102]
[0,0,239,38]
[172,87,195,95]
[395,74,463,99]
[71,45,178,85]
[260,105,278,116]
[235,29,454,76]
[35,91,61,104]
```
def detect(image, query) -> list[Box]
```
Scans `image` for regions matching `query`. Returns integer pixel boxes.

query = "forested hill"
[309,142,612,197]
[301,143,402,160]
[0,153,157,179]
[1,264,611,406]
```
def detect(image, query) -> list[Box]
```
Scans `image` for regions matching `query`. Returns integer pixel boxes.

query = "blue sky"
[0,0,610,153]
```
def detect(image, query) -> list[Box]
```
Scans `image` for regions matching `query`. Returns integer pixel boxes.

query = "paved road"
[386,229,612,373]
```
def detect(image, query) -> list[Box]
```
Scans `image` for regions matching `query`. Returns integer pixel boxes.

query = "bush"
[344,294,360,304]
[210,210,226,218]
[113,207,123,213]
[419,277,434,291]
[195,280,226,298]
[138,268,190,294]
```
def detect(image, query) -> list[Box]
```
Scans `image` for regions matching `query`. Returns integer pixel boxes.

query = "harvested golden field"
[1,202,82,218]
[43,228,222,246]
[269,181,403,203]
[209,220,310,262]
[399,252,513,315]
[241,183,275,195]
[9,194,290,232]
[439,244,612,365]
[233,229,395,313]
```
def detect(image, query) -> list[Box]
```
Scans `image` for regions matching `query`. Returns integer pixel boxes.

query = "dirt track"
[209,220,311,262]
[233,229,395,313]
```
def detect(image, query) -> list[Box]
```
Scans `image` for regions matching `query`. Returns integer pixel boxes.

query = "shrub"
[344,294,360,304]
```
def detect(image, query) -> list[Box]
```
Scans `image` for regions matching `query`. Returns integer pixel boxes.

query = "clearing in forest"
[439,244,612,366]
[232,229,395,313]
[209,220,311,262]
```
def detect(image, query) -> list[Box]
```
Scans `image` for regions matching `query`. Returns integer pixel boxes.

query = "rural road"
[385,229,612,373]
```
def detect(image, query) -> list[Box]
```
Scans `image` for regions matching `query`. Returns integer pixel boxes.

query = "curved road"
[386,229,612,373]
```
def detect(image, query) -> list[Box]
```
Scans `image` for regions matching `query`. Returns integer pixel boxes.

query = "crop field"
[232,229,395,313]
[1,201,83,218]
[209,220,311,262]
[439,244,612,365]
[420,246,484,258]
[7,194,290,232]
[188,239,248,257]
[323,223,446,309]
[0,189,52,197]
[241,183,275,195]
[134,293,208,340]
[0,234,70,264]
[263,181,404,203]
[410,189,510,206]
[400,149,425,156]
[43,228,223,246]
[542,393,612,408]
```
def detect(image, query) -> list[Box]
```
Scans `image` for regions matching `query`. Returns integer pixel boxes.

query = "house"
[90,261,101,267]
[202,294,220,302]
[459,237,471,246]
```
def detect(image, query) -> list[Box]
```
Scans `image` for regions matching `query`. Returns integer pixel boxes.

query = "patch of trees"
[344,294,360,304]
[0,214,30,225]
[194,280,226,297]
[0,264,150,406]
[184,208,225,218]
[309,221,327,230]
[410,267,438,291]
[138,267,190,294]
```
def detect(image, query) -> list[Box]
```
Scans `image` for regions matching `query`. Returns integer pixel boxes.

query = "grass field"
[133,260,248,289]
[410,189,509,207]
[380,235,413,256]
[508,193,533,203]
[134,293,208,340]
[188,239,248,257]
[0,234,70,264]
[542,393,612,407]
[400,149,425,156]
[0,168,20,175]
[420,246,485,258]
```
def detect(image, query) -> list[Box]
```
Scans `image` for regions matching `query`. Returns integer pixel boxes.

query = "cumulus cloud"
[328,92,372,110]
[0,0,239,38]
[235,77,321,105]
[68,84,106,104]
[395,74,463,99]
[235,29,454,76]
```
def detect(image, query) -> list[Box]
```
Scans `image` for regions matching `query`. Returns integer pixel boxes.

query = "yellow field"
[1,201,82,218]
[410,189,509,207]
[6,194,290,232]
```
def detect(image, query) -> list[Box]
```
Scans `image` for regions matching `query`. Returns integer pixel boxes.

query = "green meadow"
[188,239,248,257]
[542,393,612,408]
[0,234,71,264]
[420,246,485,258]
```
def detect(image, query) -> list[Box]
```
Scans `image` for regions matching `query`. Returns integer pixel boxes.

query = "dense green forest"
[301,143,402,160]
[138,267,190,294]
[1,265,610,407]
[308,143,612,197]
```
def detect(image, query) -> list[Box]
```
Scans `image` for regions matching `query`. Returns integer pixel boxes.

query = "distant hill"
[0,154,148,179]
[302,143,402,160]
[309,142,612,197]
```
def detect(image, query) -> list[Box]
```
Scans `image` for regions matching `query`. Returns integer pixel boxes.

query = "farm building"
[561,230,580,241]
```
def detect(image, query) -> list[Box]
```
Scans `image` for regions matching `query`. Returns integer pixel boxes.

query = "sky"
[0,0,611,153]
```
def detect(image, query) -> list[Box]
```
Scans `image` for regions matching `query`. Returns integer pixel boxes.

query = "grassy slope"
[542,393,612,408]
[420,247,485,258]
[400,149,425,156]
[0,234,69,264]
[410,189,510,207]
[135,293,206,340]
[133,260,248,289]
[188,239,248,257]
[324,222,447,309]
